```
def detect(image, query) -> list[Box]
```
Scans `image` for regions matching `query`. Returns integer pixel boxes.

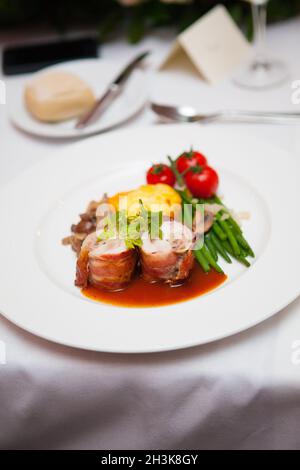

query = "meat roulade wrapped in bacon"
[75,232,137,291]
[140,220,194,285]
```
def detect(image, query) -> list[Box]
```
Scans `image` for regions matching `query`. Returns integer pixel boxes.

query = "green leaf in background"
[127,13,145,44]
[0,0,299,43]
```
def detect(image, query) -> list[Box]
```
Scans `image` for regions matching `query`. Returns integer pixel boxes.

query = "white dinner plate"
[8,58,147,139]
[0,124,299,353]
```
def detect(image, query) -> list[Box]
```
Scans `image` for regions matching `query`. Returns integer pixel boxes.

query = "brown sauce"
[82,264,227,307]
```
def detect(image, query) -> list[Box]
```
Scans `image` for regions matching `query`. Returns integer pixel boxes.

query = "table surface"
[0,18,300,450]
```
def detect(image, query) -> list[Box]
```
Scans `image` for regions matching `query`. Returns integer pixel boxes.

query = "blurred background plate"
[8,58,148,139]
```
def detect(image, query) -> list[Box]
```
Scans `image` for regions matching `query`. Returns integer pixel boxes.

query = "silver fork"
[151,102,300,124]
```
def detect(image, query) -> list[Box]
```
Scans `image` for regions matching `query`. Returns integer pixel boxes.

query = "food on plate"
[62,199,101,255]
[108,183,181,217]
[75,232,137,291]
[176,149,207,174]
[63,147,254,306]
[178,190,254,273]
[146,164,176,186]
[83,261,226,307]
[24,71,95,122]
[144,148,253,274]
[184,165,219,199]
[147,149,219,198]
[140,220,194,284]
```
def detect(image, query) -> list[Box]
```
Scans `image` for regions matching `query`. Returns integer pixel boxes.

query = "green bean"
[217,215,240,256]
[227,216,242,235]
[221,239,234,256]
[216,207,254,257]
[178,191,255,270]
[235,233,255,257]
[223,215,254,257]
[210,233,232,263]
[222,240,251,267]
[212,221,227,241]
[201,245,224,274]
[205,235,218,261]
[230,254,250,268]
[209,195,243,235]
[194,249,210,273]
[236,256,251,267]
[239,245,248,258]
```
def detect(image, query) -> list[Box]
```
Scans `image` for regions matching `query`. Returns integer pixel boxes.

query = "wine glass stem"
[252,1,267,66]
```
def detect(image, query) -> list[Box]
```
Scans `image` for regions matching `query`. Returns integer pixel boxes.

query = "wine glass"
[234,0,288,89]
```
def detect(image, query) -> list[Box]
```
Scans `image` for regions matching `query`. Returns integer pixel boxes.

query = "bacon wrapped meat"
[75,232,137,291]
[140,220,194,285]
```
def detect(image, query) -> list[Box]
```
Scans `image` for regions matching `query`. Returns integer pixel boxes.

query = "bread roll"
[24,71,95,122]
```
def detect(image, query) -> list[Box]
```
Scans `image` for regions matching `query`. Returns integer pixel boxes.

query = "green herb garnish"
[97,201,163,250]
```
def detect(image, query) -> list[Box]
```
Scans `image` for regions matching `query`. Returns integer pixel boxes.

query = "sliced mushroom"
[193,209,214,235]
[71,219,95,234]
[203,211,214,232]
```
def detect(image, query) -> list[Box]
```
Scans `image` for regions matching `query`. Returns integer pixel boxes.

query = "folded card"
[160,4,251,84]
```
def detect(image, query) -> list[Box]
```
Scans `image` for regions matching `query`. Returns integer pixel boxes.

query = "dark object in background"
[0,0,298,45]
[2,36,99,75]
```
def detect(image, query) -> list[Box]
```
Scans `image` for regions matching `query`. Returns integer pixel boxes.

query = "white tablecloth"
[0,18,300,450]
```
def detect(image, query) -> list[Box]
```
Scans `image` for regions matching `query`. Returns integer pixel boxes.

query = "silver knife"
[75,51,150,129]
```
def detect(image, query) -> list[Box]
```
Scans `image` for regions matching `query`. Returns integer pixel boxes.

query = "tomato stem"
[167,156,186,189]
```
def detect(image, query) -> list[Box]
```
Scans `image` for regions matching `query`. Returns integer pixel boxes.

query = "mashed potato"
[108,184,182,217]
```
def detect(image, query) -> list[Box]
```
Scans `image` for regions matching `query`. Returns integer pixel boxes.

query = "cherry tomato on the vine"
[176,150,207,175]
[185,165,219,198]
[146,164,176,187]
